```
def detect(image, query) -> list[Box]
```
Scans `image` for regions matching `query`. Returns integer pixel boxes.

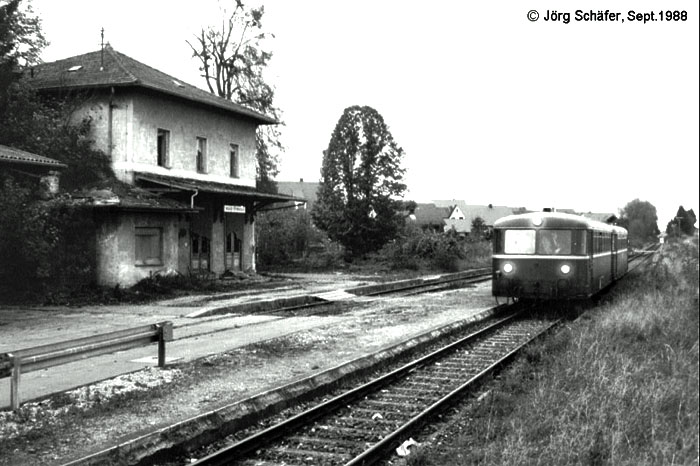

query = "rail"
[0,321,173,411]
[190,309,562,466]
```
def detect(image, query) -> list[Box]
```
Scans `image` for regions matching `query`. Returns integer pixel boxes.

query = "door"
[611,233,617,280]
[191,233,211,273]
[225,232,242,271]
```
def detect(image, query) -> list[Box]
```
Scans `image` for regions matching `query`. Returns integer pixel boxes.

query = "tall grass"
[413,238,699,465]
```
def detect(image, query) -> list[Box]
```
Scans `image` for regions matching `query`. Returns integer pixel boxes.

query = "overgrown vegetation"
[256,208,330,268]
[666,205,697,238]
[0,176,98,302]
[382,223,491,272]
[257,209,491,274]
[410,238,699,465]
[1,0,116,303]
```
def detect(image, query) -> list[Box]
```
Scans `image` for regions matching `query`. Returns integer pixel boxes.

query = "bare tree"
[187,1,281,192]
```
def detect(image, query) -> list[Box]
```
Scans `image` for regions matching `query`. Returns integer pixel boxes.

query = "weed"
[417,240,699,465]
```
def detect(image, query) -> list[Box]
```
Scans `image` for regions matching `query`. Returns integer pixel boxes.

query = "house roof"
[0,144,67,168]
[26,45,277,125]
[433,200,515,226]
[276,180,319,207]
[412,203,450,227]
[134,172,302,204]
[495,211,627,234]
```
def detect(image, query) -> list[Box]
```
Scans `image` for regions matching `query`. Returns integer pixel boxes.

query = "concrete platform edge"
[61,305,503,466]
[186,269,491,318]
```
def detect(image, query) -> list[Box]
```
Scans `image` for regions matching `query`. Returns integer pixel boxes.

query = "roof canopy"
[135,173,303,205]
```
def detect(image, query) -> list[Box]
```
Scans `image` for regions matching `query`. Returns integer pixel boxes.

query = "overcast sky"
[31,0,699,228]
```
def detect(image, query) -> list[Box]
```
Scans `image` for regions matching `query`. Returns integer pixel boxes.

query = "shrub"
[256,209,328,268]
[0,175,97,302]
[382,223,491,272]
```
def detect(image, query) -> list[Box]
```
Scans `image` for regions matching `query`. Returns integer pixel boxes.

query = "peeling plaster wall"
[68,91,134,183]
[117,90,258,186]
[95,211,180,287]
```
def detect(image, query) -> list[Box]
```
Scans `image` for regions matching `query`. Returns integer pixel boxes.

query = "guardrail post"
[156,322,174,368]
[9,354,20,411]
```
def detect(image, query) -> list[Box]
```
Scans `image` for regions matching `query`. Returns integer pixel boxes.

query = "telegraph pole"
[674,216,683,238]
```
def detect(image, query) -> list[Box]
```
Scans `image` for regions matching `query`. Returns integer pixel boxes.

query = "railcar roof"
[494,211,626,234]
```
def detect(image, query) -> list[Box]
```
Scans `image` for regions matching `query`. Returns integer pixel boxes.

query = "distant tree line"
[666,206,697,238]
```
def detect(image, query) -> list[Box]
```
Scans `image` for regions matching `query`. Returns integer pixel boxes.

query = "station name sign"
[224,205,246,213]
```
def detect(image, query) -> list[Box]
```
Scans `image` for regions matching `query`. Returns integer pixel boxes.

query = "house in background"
[28,45,298,286]
[276,179,319,211]
[409,203,451,232]
[433,201,515,236]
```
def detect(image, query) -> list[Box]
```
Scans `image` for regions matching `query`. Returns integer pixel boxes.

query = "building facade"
[29,46,297,286]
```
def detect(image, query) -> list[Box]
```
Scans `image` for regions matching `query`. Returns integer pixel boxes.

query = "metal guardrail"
[0,321,173,411]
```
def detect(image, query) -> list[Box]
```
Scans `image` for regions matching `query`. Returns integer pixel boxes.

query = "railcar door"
[611,233,617,280]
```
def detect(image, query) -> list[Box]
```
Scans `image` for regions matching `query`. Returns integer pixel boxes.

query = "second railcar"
[492,212,628,300]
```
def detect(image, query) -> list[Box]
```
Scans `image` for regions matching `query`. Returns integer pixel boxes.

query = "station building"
[27,45,299,286]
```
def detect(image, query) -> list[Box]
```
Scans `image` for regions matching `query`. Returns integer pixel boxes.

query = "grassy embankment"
[410,238,699,465]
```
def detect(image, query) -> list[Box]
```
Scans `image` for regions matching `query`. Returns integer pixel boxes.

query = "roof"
[26,45,277,125]
[70,179,197,212]
[495,211,627,234]
[0,145,67,168]
[433,201,515,226]
[134,172,302,204]
[581,212,618,224]
[276,180,319,207]
[411,203,450,227]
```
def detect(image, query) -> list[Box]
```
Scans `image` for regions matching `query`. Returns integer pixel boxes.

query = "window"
[593,232,611,253]
[157,129,170,167]
[226,232,241,253]
[504,230,536,254]
[135,227,162,266]
[230,143,239,178]
[538,230,572,255]
[196,137,207,173]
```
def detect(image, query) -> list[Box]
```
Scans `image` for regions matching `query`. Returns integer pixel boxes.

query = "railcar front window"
[538,230,572,255]
[504,230,536,254]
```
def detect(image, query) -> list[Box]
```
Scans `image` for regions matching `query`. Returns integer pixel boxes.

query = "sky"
[29,0,699,228]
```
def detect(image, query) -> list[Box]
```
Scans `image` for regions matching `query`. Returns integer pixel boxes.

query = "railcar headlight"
[560,264,571,274]
[503,263,514,274]
[532,217,542,226]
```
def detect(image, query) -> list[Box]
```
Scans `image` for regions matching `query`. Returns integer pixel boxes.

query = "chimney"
[39,171,61,199]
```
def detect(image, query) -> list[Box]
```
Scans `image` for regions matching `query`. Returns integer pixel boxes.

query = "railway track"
[189,307,560,466]
[627,243,661,272]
